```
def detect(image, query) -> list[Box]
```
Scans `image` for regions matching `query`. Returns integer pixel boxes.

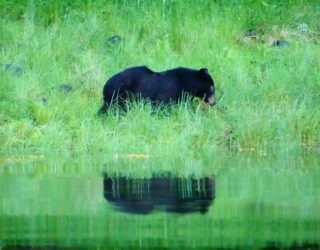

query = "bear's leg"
[97,103,109,115]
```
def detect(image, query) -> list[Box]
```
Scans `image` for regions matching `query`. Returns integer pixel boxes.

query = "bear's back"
[122,66,155,76]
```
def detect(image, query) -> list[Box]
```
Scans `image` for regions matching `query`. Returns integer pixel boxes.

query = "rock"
[272,40,290,47]
[40,97,47,105]
[107,35,122,45]
[59,84,73,93]
[3,64,23,76]
[244,29,259,40]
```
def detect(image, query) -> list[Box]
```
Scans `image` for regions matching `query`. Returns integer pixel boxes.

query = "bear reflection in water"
[103,175,215,215]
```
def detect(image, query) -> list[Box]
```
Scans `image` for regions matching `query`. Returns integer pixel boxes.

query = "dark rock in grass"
[59,83,73,93]
[244,29,259,40]
[3,63,23,76]
[40,97,47,105]
[107,35,122,45]
[272,40,290,47]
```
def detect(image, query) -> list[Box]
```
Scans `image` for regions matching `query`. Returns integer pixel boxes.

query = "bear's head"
[194,68,216,106]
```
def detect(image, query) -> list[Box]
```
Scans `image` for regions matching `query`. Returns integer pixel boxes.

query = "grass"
[1,0,320,161]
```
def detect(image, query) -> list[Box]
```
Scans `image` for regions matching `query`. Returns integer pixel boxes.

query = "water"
[0,154,319,249]
[104,175,215,214]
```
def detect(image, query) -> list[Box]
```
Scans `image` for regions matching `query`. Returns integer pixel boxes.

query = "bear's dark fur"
[99,66,215,114]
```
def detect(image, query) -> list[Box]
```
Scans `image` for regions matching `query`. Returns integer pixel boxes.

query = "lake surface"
[0,154,319,249]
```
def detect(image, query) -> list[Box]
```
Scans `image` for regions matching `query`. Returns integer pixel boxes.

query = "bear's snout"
[206,85,216,106]
[207,94,216,106]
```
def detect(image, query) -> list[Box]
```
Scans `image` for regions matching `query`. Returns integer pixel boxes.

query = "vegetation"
[1,0,320,162]
[1,3,320,248]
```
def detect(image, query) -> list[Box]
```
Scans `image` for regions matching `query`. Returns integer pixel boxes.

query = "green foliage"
[1,0,320,158]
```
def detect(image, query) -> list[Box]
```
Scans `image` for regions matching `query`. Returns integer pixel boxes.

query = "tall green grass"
[1,0,320,159]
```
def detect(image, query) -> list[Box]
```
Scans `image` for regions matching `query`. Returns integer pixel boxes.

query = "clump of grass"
[0,0,319,160]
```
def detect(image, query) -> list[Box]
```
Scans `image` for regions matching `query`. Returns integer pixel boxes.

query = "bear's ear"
[199,68,209,75]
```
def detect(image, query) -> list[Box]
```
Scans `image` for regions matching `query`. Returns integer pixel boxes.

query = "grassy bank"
[1,0,320,159]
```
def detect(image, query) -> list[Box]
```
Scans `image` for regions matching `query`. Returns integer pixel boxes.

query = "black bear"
[99,66,216,114]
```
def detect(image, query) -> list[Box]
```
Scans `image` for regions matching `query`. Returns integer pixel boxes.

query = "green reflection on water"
[0,154,319,249]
